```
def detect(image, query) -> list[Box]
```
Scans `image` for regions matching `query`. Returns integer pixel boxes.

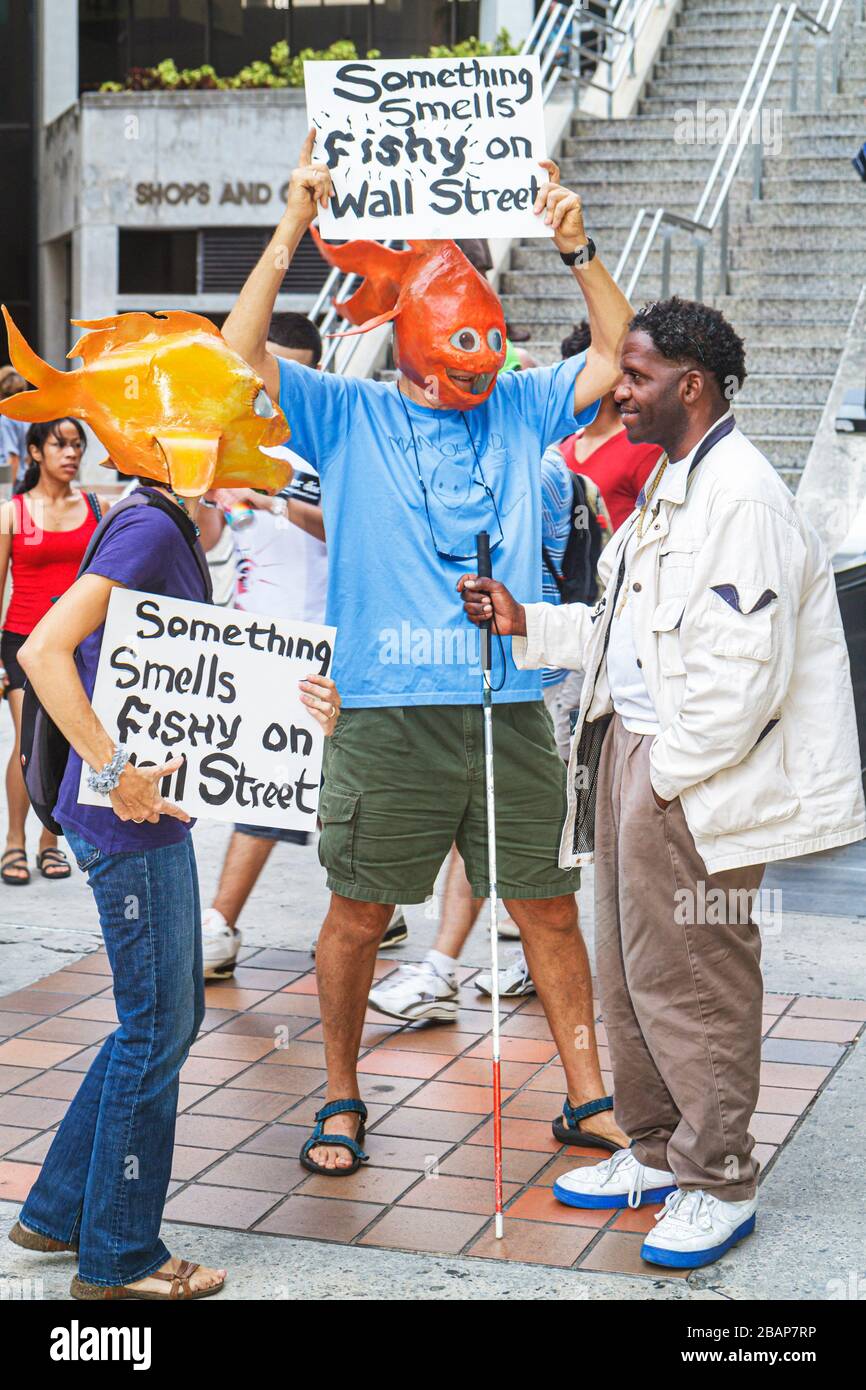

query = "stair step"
[715,294,857,323]
[734,403,824,433]
[728,270,866,296]
[736,374,835,405]
[731,242,866,267]
[734,225,866,250]
[746,200,866,226]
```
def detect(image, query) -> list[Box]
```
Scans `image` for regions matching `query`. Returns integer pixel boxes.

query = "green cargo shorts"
[319,701,580,904]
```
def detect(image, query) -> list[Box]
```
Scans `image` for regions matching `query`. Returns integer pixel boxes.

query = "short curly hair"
[629,297,746,397]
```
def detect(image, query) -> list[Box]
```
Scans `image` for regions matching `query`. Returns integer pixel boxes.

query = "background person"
[0,419,111,886]
[197,312,332,979]
[0,367,29,485]
[558,322,662,531]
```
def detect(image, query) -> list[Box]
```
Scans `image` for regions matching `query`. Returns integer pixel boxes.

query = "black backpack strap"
[77,487,213,603]
[84,491,103,523]
[541,544,567,599]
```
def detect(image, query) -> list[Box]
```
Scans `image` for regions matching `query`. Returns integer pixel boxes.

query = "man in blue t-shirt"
[223,131,633,1176]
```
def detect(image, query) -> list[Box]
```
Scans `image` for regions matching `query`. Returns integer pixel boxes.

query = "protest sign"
[305,54,551,239]
[77,587,336,832]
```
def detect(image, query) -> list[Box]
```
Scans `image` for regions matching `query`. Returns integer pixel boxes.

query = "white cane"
[476,530,504,1238]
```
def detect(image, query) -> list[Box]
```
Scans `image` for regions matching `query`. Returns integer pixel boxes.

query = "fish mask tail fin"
[311,227,413,326]
[0,306,78,421]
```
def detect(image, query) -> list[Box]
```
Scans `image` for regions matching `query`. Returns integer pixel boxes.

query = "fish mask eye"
[449,327,482,353]
[253,388,275,418]
[487,327,504,354]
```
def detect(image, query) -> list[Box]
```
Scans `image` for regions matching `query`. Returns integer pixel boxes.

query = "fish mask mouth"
[445,369,496,398]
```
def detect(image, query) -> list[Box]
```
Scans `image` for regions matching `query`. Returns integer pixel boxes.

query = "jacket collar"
[652,411,735,506]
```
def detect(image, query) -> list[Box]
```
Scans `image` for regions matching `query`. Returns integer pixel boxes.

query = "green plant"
[99,39,381,93]
[423,28,520,59]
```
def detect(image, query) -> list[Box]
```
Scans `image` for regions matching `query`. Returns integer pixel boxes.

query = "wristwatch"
[270,496,289,519]
[560,238,596,268]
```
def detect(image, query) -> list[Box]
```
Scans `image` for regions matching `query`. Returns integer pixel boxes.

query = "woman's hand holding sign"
[300,674,341,736]
[111,757,191,825]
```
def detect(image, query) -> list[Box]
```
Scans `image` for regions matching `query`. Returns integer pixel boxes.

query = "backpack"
[542,471,610,606]
[20,487,212,835]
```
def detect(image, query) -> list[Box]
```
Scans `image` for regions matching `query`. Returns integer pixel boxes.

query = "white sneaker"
[368,961,458,1022]
[641,1188,757,1269]
[554,1147,677,1210]
[475,948,535,998]
[201,908,241,980]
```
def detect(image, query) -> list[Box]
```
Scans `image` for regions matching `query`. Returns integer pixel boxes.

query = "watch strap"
[560,238,596,268]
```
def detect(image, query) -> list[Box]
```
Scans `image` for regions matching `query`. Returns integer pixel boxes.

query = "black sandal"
[1,848,30,886]
[552,1095,625,1152]
[299,1099,369,1176]
[36,848,72,880]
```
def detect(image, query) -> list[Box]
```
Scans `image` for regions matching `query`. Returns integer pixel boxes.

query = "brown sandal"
[71,1260,226,1301]
[1,849,30,886]
[9,1220,77,1253]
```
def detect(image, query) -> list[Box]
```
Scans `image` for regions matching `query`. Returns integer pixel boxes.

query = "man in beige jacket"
[459,296,865,1270]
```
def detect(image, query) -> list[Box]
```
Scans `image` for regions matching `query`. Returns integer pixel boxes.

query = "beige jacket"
[514,416,866,874]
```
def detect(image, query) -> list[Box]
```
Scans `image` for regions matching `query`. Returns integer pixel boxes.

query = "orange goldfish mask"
[312,232,506,410]
[0,308,291,497]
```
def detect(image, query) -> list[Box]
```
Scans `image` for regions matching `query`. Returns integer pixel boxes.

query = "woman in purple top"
[7,479,340,1301]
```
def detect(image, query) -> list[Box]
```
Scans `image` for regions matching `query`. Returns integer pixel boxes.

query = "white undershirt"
[606,526,660,735]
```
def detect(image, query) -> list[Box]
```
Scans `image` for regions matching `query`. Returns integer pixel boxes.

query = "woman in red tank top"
[0,420,112,885]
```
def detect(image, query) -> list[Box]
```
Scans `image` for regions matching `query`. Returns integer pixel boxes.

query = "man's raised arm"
[222,129,334,400]
[533,159,632,413]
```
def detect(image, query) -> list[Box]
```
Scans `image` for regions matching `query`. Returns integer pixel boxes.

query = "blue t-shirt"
[55,495,210,854]
[0,418,29,483]
[540,444,574,690]
[277,355,597,707]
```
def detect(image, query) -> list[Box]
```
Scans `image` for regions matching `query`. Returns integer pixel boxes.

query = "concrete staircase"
[502,0,866,491]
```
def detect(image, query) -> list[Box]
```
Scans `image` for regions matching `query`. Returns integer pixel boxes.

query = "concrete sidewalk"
[0,715,864,1301]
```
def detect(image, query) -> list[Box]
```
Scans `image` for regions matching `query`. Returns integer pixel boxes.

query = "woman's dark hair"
[561,321,592,360]
[14,418,87,495]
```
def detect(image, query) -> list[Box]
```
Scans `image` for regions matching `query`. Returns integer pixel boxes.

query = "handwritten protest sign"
[305,54,551,239]
[77,588,335,832]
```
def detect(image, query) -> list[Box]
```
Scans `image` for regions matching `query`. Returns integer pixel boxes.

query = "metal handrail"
[527,0,672,112]
[613,0,854,302]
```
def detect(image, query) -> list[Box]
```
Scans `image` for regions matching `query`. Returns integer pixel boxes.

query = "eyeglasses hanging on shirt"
[397,387,505,562]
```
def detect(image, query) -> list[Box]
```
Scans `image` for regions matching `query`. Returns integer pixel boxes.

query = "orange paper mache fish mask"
[0,307,291,497]
[312,231,506,410]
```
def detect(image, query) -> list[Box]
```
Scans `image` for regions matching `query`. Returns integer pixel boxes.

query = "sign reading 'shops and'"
[305,54,552,240]
[78,588,335,831]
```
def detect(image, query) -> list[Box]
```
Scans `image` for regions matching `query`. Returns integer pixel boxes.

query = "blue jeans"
[21,829,205,1285]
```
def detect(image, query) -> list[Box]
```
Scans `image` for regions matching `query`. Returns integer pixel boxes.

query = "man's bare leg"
[212,831,277,930]
[505,892,629,1149]
[310,893,394,1169]
[436,845,482,958]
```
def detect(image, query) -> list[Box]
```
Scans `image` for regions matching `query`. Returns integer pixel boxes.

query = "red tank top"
[4,492,102,635]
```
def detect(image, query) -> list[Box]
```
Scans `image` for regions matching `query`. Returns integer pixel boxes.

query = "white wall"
[479,0,536,45]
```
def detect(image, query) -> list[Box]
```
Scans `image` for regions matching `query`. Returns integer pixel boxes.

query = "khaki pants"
[595,715,765,1199]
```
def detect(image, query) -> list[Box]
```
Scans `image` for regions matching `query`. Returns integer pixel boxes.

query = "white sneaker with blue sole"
[554,1147,677,1210]
[641,1189,757,1269]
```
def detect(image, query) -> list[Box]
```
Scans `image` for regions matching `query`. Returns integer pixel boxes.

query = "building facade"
[2,0,537,367]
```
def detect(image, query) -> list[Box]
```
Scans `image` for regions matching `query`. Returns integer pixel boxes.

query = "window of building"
[117,227,330,296]
[80,1,485,89]
[119,229,199,294]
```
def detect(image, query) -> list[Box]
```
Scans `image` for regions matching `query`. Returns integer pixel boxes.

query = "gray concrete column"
[479,0,536,46]
[36,0,79,128]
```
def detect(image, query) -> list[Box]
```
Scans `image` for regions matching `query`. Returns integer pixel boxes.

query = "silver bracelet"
[86,746,130,796]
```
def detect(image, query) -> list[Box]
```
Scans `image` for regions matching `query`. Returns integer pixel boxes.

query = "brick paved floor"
[1,946,864,1276]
